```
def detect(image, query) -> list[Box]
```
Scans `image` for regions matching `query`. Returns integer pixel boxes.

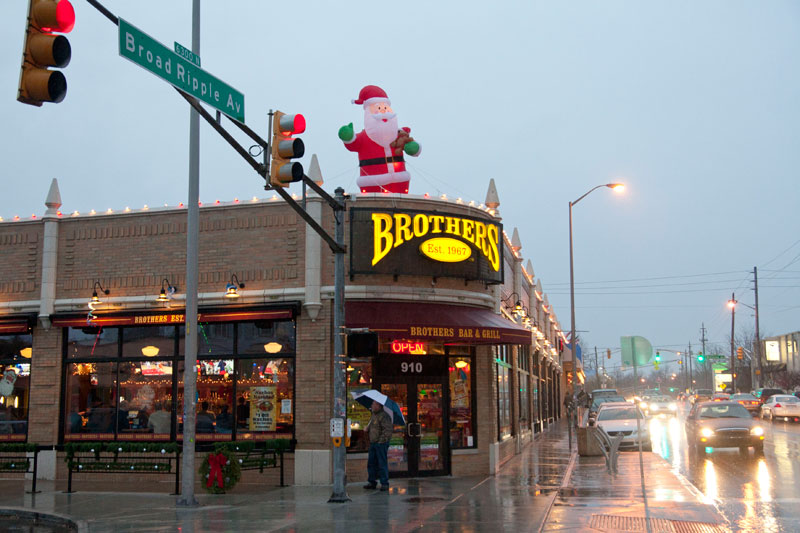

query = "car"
[753,388,785,404]
[691,389,713,404]
[588,396,627,423]
[595,404,651,450]
[685,401,765,454]
[591,389,620,401]
[760,394,800,422]
[712,392,731,402]
[639,395,678,417]
[730,393,760,415]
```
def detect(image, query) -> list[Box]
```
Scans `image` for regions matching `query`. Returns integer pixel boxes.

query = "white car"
[595,404,651,451]
[640,395,678,417]
[760,394,800,422]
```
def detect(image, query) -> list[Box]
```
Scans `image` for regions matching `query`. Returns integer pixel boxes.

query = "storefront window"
[238,321,296,355]
[65,362,117,438]
[496,346,512,439]
[449,357,474,448]
[346,361,372,452]
[64,318,295,443]
[0,334,31,441]
[67,327,118,358]
[519,373,529,430]
[235,358,294,440]
[118,361,174,440]
[122,326,176,358]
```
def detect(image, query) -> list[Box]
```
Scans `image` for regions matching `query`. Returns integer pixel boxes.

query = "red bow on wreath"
[207,452,226,489]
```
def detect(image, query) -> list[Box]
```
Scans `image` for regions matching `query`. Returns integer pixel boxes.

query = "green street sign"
[119,18,244,123]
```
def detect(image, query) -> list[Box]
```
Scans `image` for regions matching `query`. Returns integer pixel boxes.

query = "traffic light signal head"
[737,347,744,360]
[18,0,75,106]
[654,351,661,362]
[697,353,705,363]
[269,111,306,187]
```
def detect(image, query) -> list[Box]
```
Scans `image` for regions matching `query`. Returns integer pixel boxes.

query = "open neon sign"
[391,341,427,355]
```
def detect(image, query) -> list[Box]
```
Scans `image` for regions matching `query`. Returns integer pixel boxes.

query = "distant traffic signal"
[606,348,611,359]
[737,347,744,360]
[269,111,306,188]
[654,351,661,363]
[18,0,75,106]
[697,353,705,363]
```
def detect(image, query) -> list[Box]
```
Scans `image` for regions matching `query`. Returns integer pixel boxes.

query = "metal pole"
[754,267,762,388]
[688,344,693,391]
[177,0,200,507]
[568,201,575,397]
[730,292,736,393]
[594,346,600,389]
[329,188,350,502]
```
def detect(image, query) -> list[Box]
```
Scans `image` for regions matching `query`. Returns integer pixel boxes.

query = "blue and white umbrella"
[351,389,406,425]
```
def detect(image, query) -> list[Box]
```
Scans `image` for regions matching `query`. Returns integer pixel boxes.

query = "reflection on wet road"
[649,404,800,532]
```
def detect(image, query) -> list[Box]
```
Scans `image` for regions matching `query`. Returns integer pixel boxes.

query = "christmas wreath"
[199,447,241,494]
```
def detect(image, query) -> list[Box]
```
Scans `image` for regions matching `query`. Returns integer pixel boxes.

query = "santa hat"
[352,85,390,107]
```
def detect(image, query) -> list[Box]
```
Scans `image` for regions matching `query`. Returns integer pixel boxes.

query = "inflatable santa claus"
[338,85,420,193]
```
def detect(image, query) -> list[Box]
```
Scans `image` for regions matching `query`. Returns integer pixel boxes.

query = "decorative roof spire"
[511,227,522,253]
[44,178,61,216]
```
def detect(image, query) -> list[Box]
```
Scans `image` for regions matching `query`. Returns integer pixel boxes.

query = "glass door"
[380,380,448,477]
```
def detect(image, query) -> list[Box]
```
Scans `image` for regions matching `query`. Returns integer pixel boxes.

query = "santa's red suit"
[345,128,413,193]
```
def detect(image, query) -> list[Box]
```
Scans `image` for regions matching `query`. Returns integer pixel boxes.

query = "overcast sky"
[1,1,798,369]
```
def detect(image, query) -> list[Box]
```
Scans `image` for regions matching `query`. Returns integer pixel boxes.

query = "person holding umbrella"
[364,400,393,491]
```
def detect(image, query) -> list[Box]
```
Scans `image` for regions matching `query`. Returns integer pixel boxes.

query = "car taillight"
[775,404,782,408]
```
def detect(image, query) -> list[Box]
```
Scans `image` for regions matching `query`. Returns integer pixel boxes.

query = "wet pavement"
[653,401,800,532]
[0,420,728,532]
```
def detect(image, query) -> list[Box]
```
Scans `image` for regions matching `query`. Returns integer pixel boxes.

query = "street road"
[647,402,800,532]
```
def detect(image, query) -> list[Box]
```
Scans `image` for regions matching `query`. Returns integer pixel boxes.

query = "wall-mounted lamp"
[141,346,160,357]
[20,348,32,359]
[225,274,245,298]
[454,359,469,369]
[91,281,110,304]
[156,278,178,302]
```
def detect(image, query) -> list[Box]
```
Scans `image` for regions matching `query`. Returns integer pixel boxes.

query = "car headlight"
[639,402,648,409]
[750,426,764,436]
[668,403,677,411]
[700,427,714,438]
[651,404,660,410]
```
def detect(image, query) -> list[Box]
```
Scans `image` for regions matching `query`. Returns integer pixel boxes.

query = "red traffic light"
[276,113,306,136]
[35,0,75,33]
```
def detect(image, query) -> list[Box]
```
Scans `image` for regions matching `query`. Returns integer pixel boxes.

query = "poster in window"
[249,386,277,431]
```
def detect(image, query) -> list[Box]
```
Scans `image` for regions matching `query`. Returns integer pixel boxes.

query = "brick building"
[0,179,566,487]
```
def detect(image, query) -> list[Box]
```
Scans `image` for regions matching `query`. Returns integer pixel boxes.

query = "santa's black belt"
[360,156,405,167]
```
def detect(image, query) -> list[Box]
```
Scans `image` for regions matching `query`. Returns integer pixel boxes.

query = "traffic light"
[654,351,661,363]
[697,353,705,363]
[269,111,306,187]
[677,359,683,365]
[18,0,75,106]
[606,348,611,359]
[737,347,744,360]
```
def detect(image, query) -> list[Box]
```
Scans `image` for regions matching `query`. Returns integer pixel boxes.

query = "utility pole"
[688,343,693,391]
[753,267,762,388]
[730,292,736,393]
[594,346,600,389]
[700,324,709,389]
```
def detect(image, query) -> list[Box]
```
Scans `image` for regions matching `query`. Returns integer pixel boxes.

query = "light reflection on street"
[757,458,771,502]
[702,459,719,504]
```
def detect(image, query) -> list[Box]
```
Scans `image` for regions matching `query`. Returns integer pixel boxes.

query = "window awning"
[345,301,532,345]
[50,308,293,328]
[0,319,31,335]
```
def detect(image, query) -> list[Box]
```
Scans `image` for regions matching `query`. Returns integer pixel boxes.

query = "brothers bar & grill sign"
[349,208,504,284]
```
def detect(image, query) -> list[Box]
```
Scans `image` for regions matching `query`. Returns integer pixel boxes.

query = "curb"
[0,506,88,533]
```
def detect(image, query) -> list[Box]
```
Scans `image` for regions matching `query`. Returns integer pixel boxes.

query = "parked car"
[640,395,678,417]
[685,401,765,454]
[760,394,800,422]
[730,393,760,415]
[588,396,627,422]
[591,389,620,401]
[595,403,651,451]
[753,388,785,404]
[691,389,713,404]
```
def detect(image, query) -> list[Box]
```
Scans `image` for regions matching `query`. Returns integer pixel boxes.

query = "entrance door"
[379,380,449,477]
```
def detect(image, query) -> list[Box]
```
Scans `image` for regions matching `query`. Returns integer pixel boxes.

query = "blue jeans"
[367,442,390,486]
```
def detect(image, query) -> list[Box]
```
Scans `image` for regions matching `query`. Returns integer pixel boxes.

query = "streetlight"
[727,293,737,392]
[728,296,761,389]
[569,183,624,393]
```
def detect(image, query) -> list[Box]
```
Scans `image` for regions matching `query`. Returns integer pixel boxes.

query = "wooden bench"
[64,442,181,494]
[0,443,46,493]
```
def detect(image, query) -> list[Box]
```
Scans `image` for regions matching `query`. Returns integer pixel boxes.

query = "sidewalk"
[0,422,727,532]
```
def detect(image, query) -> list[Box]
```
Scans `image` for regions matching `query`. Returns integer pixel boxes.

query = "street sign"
[118,18,244,123]
[174,41,200,67]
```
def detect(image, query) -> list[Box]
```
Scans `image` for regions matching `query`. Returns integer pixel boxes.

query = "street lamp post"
[569,183,624,393]
[728,293,737,392]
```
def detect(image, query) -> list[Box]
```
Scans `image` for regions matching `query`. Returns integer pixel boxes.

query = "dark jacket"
[367,410,393,444]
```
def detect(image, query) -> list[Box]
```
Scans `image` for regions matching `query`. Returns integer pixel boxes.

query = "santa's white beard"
[364,111,399,147]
